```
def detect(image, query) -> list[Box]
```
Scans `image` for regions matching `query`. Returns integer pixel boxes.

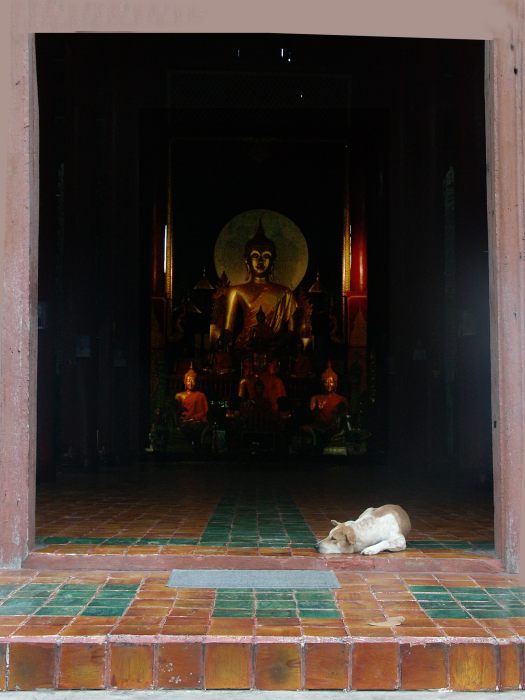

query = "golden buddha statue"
[175,367,209,446]
[222,220,297,348]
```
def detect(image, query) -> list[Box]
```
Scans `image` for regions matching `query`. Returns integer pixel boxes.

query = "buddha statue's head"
[321,361,338,393]
[184,366,197,392]
[244,219,276,281]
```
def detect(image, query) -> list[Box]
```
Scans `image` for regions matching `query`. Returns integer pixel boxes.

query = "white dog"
[317,504,411,555]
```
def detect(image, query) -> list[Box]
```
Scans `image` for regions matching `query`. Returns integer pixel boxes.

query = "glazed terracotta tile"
[302,625,347,639]
[347,625,396,637]
[8,642,56,690]
[304,642,349,689]
[0,644,5,688]
[441,627,493,638]
[256,624,301,637]
[112,623,161,635]
[58,642,106,689]
[161,621,210,635]
[209,618,254,635]
[109,643,153,689]
[255,643,301,690]
[499,642,522,689]
[352,642,398,689]
[395,626,445,637]
[205,642,251,689]
[157,642,202,689]
[256,616,300,626]
[124,607,170,617]
[14,623,66,637]
[449,643,497,690]
[400,642,447,689]
[436,617,485,628]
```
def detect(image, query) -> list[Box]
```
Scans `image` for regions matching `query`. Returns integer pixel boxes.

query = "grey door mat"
[167,569,340,589]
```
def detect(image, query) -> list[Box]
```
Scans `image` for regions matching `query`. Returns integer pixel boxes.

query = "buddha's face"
[185,375,196,391]
[323,376,337,393]
[248,248,273,279]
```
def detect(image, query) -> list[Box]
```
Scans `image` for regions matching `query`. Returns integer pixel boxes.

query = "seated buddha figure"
[260,358,287,413]
[309,362,349,442]
[238,357,257,405]
[223,220,297,349]
[175,367,209,446]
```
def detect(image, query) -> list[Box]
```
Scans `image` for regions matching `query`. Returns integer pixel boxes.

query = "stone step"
[1,635,523,691]
[23,552,504,573]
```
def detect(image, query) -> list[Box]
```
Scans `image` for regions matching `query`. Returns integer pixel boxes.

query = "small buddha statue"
[309,361,349,439]
[222,219,297,348]
[238,358,257,404]
[248,306,274,351]
[260,358,287,413]
[175,366,209,446]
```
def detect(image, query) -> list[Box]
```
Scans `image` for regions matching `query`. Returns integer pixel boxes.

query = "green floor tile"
[103,585,138,591]
[0,602,40,613]
[61,585,99,591]
[468,608,517,618]
[295,591,334,599]
[23,584,57,591]
[52,595,92,604]
[96,590,135,598]
[299,609,341,618]
[256,609,297,618]
[215,600,253,609]
[425,608,471,619]
[419,601,461,609]
[462,600,503,608]
[454,592,492,601]
[213,608,253,617]
[82,605,127,617]
[297,601,338,610]
[257,600,296,610]
[82,608,122,617]
[447,586,484,593]
[36,605,84,615]
[409,585,447,592]
[13,592,51,600]
[256,592,294,600]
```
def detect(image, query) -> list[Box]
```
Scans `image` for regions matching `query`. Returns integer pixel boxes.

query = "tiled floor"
[0,570,524,690]
[33,462,495,561]
[3,461,517,690]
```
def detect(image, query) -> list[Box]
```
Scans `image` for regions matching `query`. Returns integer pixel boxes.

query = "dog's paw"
[361,545,380,555]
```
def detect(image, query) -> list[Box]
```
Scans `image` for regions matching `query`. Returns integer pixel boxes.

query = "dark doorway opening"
[35,34,491,496]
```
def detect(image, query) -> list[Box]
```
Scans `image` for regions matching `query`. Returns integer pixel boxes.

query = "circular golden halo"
[214,209,308,290]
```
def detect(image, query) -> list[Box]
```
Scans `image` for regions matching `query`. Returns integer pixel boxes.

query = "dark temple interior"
[35,34,492,535]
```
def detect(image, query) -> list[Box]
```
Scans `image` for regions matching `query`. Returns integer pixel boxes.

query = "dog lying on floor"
[317,504,411,555]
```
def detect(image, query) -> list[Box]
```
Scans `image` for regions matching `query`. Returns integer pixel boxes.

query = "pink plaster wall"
[0,0,523,573]
[485,1,525,577]
[0,3,38,567]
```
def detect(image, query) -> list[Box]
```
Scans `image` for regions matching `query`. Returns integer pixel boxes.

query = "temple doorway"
[34,33,493,566]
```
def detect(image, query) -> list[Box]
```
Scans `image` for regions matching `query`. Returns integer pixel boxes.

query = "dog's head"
[317,520,357,554]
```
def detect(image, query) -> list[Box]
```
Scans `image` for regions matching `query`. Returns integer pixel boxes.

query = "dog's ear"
[342,525,356,546]
[331,520,341,527]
